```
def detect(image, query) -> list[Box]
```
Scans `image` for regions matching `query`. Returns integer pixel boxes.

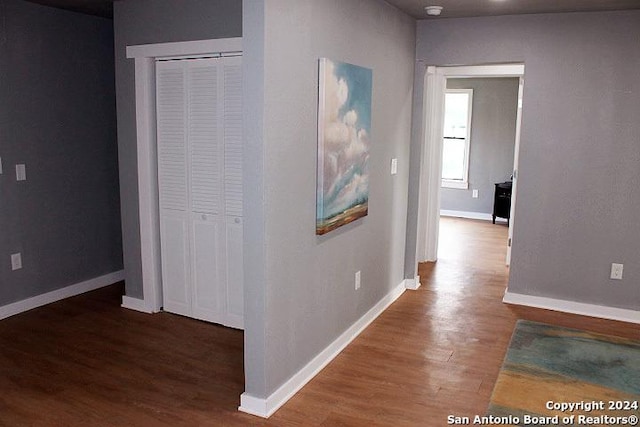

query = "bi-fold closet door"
[156,56,243,329]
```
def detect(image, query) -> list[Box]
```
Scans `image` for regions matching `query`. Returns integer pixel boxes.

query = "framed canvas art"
[316,58,372,235]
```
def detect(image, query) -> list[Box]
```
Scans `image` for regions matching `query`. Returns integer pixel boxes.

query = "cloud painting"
[316,59,372,235]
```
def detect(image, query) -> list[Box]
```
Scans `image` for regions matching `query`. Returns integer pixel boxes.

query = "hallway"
[271,217,516,424]
[268,217,639,425]
[0,218,637,426]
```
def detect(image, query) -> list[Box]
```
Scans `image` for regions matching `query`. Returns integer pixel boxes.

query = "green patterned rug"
[487,320,640,426]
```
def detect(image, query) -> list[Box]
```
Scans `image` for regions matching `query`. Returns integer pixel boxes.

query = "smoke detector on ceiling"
[425,5,443,16]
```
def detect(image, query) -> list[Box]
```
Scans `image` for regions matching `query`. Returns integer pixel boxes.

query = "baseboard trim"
[503,291,640,325]
[238,280,407,418]
[440,209,507,223]
[403,276,421,290]
[238,394,268,418]
[0,270,125,321]
[121,296,154,314]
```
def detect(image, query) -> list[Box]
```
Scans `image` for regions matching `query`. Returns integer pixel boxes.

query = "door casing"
[414,64,525,276]
[124,38,243,313]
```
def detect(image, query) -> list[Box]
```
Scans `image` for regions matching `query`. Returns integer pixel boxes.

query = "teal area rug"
[487,320,640,426]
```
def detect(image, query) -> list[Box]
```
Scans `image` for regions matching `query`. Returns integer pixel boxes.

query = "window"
[442,89,473,189]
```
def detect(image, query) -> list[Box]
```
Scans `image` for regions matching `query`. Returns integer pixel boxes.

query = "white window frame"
[441,88,473,189]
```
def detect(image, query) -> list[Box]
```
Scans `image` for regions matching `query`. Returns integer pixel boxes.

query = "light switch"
[390,158,398,175]
[16,164,26,181]
[11,253,22,270]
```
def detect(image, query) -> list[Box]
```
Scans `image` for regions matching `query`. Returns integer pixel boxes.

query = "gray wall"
[0,0,121,305]
[113,0,243,298]
[408,11,640,311]
[441,78,518,214]
[243,0,415,398]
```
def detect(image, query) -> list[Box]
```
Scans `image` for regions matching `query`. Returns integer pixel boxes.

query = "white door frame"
[506,77,525,265]
[123,38,242,313]
[415,63,525,272]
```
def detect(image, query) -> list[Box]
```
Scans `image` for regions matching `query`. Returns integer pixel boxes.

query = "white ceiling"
[385,0,640,19]
[23,0,640,20]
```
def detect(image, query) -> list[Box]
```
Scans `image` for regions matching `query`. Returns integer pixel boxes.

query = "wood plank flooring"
[1,217,637,426]
[0,285,247,426]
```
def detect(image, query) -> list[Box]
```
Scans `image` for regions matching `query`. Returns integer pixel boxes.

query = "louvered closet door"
[156,56,243,329]
[156,60,191,318]
[187,59,225,324]
[222,57,244,329]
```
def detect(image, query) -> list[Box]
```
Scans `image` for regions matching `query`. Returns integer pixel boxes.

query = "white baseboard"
[121,296,154,314]
[403,276,421,290]
[503,291,640,325]
[440,209,507,223]
[238,394,269,418]
[0,270,125,321]
[239,280,407,418]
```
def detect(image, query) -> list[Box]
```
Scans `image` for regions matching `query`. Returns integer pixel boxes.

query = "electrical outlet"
[472,189,479,198]
[610,263,623,280]
[355,270,361,290]
[11,253,22,270]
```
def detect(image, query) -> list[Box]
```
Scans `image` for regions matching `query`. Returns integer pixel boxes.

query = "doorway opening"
[415,64,525,279]
[438,76,520,264]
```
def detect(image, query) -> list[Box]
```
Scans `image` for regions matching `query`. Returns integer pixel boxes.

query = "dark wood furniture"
[493,181,512,224]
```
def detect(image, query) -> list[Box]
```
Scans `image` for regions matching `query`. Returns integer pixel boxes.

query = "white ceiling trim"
[438,64,525,78]
[127,38,243,59]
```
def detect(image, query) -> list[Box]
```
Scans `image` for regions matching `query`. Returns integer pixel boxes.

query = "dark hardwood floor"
[1,217,637,426]
[0,284,248,426]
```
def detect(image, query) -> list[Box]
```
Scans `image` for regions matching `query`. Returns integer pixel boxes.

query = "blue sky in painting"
[317,59,373,222]
[334,61,372,134]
